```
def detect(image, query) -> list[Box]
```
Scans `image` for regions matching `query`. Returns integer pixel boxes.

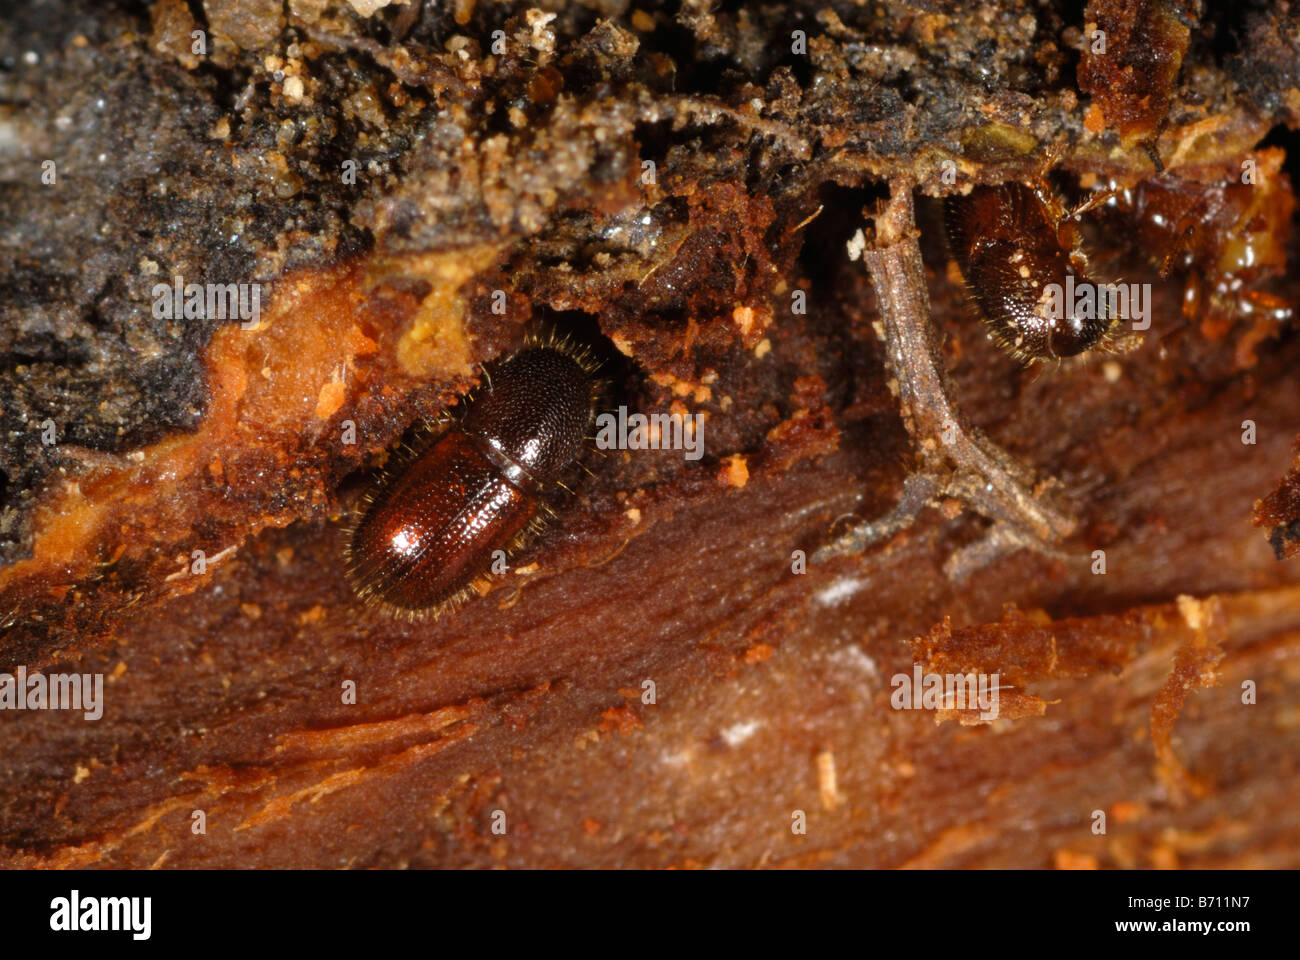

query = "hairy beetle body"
[346,338,600,618]
[946,183,1114,361]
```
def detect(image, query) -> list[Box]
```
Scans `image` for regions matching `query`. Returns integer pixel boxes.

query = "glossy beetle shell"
[945,183,1113,361]
[345,342,599,617]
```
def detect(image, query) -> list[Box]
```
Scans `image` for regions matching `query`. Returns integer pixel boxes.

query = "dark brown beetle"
[346,335,601,618]
[945,181,1115,362]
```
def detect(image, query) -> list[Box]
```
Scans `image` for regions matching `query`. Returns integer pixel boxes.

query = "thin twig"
[815,179,1077,575]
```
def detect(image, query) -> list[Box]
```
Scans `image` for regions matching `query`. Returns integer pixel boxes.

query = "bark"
[1,0,1299,868]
